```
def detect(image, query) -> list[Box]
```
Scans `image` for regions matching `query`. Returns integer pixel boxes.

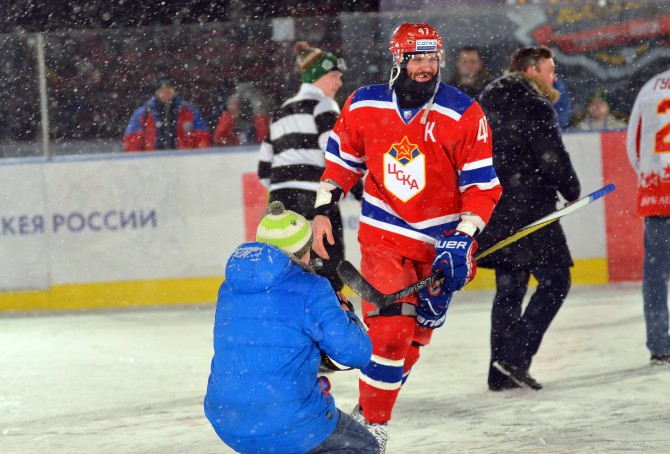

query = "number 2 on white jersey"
[655,99,670,153]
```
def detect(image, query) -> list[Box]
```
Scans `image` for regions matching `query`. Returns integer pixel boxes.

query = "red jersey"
[322,83,502,262]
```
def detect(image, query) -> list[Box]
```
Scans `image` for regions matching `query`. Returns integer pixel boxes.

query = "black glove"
[320,351,353,371]
[350,179,365,201]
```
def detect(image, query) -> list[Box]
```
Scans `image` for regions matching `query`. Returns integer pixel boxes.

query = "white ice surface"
[2,283,669,453]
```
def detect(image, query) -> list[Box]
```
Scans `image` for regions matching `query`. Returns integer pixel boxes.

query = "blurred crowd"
[0,6,639,149]
[0,23,293,144]
[0,1,379,147]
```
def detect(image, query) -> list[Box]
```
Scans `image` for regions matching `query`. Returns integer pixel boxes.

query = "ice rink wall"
[0,130,641,311]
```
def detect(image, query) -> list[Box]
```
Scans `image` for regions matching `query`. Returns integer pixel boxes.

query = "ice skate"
[367,421,389,453]
[351,404,389,453]
[351,404,366,425]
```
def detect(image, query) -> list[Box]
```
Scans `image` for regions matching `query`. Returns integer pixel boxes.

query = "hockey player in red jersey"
[312,23,502,451]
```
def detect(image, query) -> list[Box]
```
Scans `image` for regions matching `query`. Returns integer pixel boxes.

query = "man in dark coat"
[477,46,581,391]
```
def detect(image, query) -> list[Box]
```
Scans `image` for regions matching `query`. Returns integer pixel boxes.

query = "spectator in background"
[123,75,210,152]
[213,94,270,146]
[553,78,572,130]
[626,69,670,366]
[209,83,236,131]
[478,46,581,392]
[258,42,361,298]
[448,46,493,99]
[574,91,627,131]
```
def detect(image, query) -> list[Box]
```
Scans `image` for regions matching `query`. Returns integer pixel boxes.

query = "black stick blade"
[336,261,388,307]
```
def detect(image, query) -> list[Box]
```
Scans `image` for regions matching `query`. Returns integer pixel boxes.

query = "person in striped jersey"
[311,23,501,451]
[258,42,361,300]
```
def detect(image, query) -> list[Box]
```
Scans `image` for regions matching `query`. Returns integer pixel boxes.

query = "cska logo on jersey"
[383,136,426,202]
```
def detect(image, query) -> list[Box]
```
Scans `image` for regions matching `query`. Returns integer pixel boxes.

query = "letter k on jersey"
[383,136,426,202]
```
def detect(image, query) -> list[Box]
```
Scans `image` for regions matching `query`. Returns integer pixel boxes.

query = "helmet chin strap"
[420,69,440,125]
[388,62,401,89]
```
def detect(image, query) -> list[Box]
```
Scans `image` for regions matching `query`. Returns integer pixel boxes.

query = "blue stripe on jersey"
[351,84,392,105]
[351,83,474,118]
[361,358,404,385]
[326,136,368,172]
[459,164,499,187]
[361,200,459,239]
[433,84,474,116]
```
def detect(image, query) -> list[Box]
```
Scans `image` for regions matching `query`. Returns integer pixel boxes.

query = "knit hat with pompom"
[256,201,313,259]
[295,41,345,84]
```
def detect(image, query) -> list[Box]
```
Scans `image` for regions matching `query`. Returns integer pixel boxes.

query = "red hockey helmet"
[389,23,444,66]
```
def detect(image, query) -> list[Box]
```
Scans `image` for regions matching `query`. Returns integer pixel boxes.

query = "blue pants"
[642,216,670,356]
[488,267,571,389]
[308,409,379,453]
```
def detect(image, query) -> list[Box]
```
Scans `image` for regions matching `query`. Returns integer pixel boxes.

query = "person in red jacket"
[213,94,270,146]
[123,76,211,152]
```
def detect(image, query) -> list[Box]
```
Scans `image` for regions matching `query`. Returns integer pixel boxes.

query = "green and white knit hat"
[256,201,313,259]
[295,41,345,84]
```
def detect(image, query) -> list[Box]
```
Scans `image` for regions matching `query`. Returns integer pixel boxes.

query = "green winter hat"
[295,42,345,84]
[256,201,313,259]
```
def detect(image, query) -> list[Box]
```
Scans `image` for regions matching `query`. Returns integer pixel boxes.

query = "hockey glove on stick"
[416,285,453,329]
[432,230,478,292]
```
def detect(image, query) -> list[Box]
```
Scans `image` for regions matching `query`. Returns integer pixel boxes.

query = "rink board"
[0,131,639,311]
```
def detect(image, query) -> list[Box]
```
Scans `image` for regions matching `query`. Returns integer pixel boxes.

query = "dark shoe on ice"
[650,354,670,365]
[493,361,543,390]
[489,378,522,392]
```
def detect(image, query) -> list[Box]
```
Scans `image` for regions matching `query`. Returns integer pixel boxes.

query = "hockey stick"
[338,183,616,307]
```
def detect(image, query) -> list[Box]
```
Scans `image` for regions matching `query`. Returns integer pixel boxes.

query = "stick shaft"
[339,184,616,307]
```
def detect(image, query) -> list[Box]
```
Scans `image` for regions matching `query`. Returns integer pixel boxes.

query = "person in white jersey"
[627,69,670,365]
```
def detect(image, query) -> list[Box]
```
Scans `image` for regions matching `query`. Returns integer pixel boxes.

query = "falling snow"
[2,283,669,453]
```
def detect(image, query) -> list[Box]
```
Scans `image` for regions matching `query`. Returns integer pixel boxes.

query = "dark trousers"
[642,216,670,356]
[270,188,345,291]
[488,266,571,389]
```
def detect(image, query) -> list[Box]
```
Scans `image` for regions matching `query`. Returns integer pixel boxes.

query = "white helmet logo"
[416,39,437,52]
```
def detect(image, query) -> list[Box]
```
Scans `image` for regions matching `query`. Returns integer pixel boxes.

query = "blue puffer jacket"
[204,242,372,454]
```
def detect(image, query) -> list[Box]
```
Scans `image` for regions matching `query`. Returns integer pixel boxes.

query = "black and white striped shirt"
[258,83,340,192]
